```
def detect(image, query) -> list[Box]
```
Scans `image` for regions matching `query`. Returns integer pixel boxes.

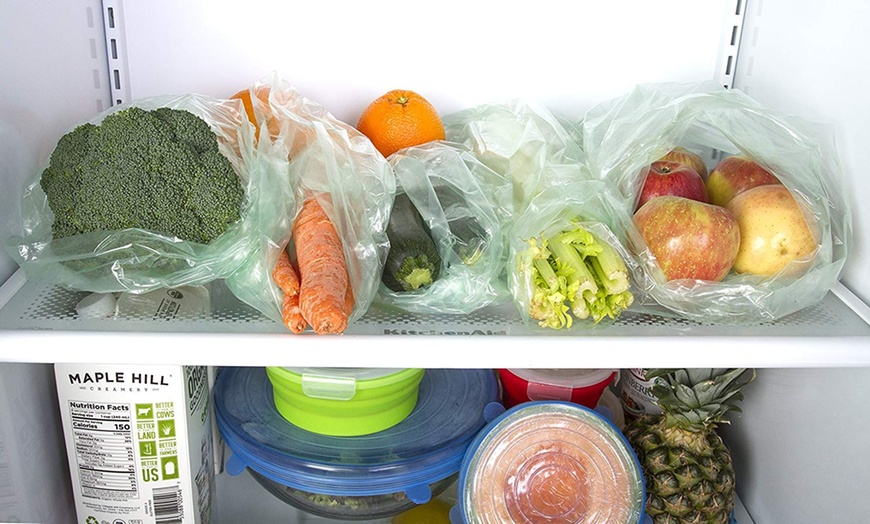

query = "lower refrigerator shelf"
[213,464,756,524]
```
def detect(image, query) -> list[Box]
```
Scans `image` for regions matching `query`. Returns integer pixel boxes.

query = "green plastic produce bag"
[443,99,588,218]
[377,141,510,314]
[581,81,852,322]
[508,178,640,330]
[442,99,639,328]
[225,74,395,325]
[5,93,271,293]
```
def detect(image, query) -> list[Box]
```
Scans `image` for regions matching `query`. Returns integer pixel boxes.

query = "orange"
[231,86,278,141]
[356,89,446,158]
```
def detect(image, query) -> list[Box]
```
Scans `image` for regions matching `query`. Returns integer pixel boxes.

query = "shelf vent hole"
[111,38,118,60]
[735,0,742,16]
[725,55,734,76]
[107,7,115,28]
[113,69,121,90]
[731,25,738,46]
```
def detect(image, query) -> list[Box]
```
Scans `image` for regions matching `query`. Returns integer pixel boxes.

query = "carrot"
[293,196,349,334]
[344,282,355,318]
[282,292,307,334]
[272,249,307,333]
[273,249,300,297]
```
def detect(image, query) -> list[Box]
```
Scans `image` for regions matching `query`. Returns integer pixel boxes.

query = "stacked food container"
[212,364,652,523]
[452,401,646,524]
[214,367,499,521]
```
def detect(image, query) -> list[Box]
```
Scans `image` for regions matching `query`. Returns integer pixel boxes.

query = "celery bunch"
[519,223,634,329]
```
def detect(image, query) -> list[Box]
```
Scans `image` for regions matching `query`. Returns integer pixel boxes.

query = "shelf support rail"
[717,0,749,89]
[101,0,132,106]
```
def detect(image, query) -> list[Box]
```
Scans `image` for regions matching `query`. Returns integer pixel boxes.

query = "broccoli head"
[39,106,244,244]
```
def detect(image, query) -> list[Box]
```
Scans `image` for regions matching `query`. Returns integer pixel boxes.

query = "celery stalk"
[533,253,560,292]
[607,290,635,316]
[518,222,634,329]
[588,233,631,295]
[548,238,598,320]
[523,238,572,329]
[557,228,603,259]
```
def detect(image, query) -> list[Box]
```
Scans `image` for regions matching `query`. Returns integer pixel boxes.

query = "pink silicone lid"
[462,402,644,524]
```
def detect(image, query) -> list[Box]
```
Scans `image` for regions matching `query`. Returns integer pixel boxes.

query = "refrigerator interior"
[1,1,869,523]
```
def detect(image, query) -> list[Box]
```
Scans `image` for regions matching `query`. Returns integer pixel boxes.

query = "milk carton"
[55,364,214,524]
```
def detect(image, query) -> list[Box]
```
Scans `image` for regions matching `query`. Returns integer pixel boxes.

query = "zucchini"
[434,186,488,266]
[382,193,442,292]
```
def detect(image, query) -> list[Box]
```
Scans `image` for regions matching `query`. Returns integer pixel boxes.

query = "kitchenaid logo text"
[383,329,507,335]
[68,372,171,386]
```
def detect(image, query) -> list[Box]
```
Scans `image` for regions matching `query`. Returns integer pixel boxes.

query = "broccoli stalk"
[520,222,634,329]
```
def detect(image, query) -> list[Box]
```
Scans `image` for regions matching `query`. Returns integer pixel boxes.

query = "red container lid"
[499,369,617,408]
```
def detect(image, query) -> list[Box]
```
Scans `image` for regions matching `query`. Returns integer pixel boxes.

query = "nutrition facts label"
[68,401,138,500]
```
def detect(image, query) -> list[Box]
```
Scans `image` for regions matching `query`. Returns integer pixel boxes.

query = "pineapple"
[624,368,755,524]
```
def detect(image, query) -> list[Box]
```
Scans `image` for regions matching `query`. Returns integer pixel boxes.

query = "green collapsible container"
[265,367,425,436]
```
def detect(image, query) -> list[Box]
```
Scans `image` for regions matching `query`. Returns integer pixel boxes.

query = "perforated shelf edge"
[1,270,868,368]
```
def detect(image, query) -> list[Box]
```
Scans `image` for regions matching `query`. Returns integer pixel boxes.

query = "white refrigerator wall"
[119,0,733,123]
[0,0,112,284]
[734,0,870,305]
[726,4,870,521]
[720,368,870,524]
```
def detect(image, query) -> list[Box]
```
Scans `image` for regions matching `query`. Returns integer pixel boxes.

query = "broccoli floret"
[39,106,244,244]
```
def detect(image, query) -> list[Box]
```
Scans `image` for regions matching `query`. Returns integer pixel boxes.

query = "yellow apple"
[726,185,819,276]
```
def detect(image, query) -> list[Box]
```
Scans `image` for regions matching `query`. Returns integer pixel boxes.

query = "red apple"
[659,146,708,179]
[706,155,782,207]
[636,161,708,211]
[634,196,740,282]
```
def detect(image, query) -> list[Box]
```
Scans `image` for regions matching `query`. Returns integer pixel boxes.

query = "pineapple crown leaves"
[647,368,756,431]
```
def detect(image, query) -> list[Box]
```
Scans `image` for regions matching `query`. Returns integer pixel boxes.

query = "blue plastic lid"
[452,401,646,524]
[214,367,498,500]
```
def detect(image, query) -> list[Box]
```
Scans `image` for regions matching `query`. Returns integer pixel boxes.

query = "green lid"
[275,368,420,400]
[266,367,425,436]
